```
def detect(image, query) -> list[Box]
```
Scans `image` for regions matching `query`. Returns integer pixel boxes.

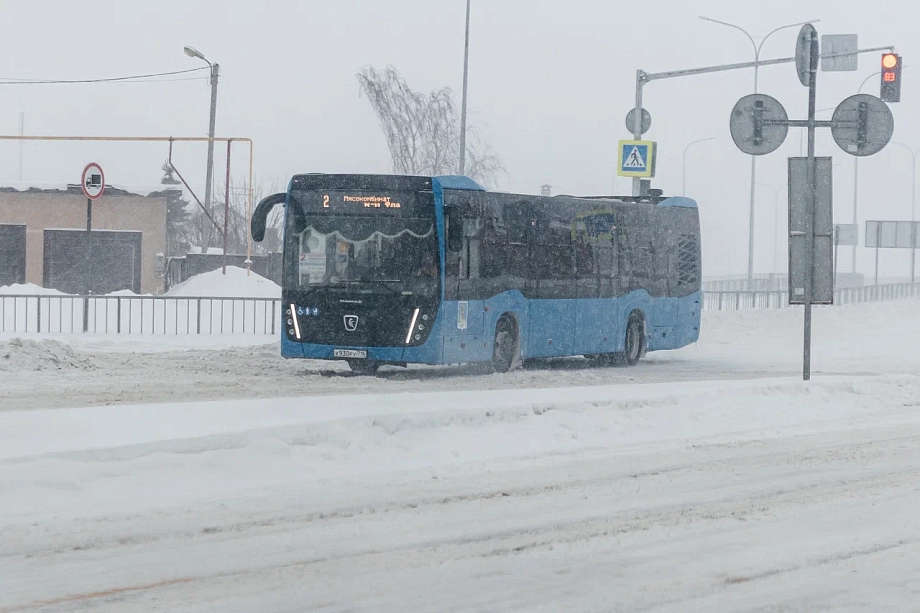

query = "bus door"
[574,214,619,356]
[526,221,576,358]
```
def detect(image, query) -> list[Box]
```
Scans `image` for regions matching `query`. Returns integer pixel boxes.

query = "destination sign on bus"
[292,190,430,216]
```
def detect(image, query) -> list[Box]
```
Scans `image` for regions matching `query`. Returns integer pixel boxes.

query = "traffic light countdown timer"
[881,53,902,103]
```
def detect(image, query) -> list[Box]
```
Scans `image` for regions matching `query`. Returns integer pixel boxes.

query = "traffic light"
[880,53,902,103]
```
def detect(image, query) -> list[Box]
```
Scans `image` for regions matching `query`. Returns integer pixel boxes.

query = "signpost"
[81,162,105,333]
[617,140,657,178]
[727,24,895,380]
[834,223,859,283]
[865,220,920,284]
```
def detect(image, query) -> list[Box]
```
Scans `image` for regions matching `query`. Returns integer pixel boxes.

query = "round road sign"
[729,94,789,156]
[625,108,652,135]
[795,24,818,87]
[81,163,105,200]
[831,94,894,157]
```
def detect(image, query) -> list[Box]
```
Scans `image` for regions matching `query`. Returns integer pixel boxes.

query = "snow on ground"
[1,298,919,611]
[1,298,918,411]
[165,266,281,298]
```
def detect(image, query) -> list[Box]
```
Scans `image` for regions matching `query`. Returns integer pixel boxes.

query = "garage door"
[43,229,141,294]
[0,224,26,287]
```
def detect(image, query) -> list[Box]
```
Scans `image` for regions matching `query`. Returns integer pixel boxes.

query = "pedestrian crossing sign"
[618,140,657,178]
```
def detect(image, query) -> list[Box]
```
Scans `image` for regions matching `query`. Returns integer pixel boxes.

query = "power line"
[0,66,209,85]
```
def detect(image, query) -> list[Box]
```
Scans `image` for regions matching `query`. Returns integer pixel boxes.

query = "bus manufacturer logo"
[343,315,359,331]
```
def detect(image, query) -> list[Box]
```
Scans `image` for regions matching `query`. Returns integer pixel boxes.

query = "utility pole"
[185,46,219,253]
[459,0,471,176]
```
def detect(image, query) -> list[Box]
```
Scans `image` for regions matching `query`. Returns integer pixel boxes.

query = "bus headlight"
[405,308,420,344]
[290,303,302,340]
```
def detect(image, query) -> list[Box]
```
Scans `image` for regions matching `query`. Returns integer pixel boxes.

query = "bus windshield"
[284,190,439,296]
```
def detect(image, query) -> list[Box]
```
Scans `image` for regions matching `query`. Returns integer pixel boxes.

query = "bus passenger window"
[447,210,463,252]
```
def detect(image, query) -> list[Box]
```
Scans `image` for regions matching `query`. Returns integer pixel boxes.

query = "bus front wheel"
[348,360,380,375]
[491,316,519,374]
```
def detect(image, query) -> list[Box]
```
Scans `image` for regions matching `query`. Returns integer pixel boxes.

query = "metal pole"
[834,226,840,288]
[83,197,92,333]
[632,70,644,197]
[852,158,859,274]
[683,138,715,195]
[911,152,917,283]
[204,63,219,250]
[774,190,780,273]
[458,0,471,176]
[748,53,759,284]
[875,224,881,286]
[803,28,818,382]
[18,113,24,182]
[223,141,232,275]
[852,74,879,278]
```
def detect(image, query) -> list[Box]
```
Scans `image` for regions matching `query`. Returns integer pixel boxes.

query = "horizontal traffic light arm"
[641,45,895,83]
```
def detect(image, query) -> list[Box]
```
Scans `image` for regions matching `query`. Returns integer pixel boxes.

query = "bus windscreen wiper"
[345,277,404,295]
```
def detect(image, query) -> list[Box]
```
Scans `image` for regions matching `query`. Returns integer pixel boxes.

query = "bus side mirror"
[251,192,288,242]
[447,209,463,252]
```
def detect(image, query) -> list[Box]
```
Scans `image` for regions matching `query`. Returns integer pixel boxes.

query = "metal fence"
[703,282,920,311]
[0,295,281,335]
[2,283,917,334]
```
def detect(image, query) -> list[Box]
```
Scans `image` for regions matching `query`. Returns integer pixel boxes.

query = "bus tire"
[623,314,644,367]
[491,316,519,374]
[348,360,380,375]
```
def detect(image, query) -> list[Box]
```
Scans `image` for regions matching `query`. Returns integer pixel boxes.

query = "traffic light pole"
[630,45,895,196]
[803,29,820,382]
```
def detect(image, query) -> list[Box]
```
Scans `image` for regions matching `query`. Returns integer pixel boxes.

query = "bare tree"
[357,65,503,187]
[187,179,284,255]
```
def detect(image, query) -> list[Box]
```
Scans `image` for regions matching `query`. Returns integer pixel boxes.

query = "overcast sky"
[0,0,916,275]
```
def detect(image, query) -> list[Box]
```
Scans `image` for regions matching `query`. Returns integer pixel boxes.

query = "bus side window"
[447,209,463,253]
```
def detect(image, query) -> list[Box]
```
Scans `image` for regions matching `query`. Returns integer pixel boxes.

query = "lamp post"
[682,137,715,195]
[756,182,782,274]
[889,142,919,282]
[184,46,220,258]
[849,70,883,277]
[458,0,471,176]
[699,17,819,284]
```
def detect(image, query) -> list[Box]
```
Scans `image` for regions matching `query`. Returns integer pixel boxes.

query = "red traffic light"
[880,53,902,103]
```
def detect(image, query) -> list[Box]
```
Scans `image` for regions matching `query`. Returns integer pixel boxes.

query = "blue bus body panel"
[282,289,702,363]
[433,176,486,191]
[658,196,698,208]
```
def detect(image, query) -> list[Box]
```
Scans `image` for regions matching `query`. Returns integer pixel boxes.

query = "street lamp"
[889,142,919,282]
[699,17,820,284]
[850,70,884,275]
[184,45,220,259]
[682,137,715,195]
[458,0,471,176]
[756,182,783,275]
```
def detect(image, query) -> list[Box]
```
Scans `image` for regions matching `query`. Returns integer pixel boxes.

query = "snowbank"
[0,283,65,296]
[166,266,281,298]
[0,338,98,372]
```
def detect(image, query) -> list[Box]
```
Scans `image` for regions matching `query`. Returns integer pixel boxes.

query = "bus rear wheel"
[348,360,380,375]
[491,316,519,374]
[623,316,643,367]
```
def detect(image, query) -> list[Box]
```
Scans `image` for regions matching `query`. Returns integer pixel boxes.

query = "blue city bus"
[251,174,701,374]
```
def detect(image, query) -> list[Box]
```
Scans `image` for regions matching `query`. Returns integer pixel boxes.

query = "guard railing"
[0,295,281,335]
[703,281,920,311]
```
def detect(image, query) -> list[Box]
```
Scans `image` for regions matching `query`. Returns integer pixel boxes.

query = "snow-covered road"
[3,299,920,411]
[2,299,920,611]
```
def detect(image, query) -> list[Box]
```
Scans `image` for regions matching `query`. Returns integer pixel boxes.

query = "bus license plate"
[334,349,367,359]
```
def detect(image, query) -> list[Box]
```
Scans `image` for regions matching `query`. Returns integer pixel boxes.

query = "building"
[0,186,168,294]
